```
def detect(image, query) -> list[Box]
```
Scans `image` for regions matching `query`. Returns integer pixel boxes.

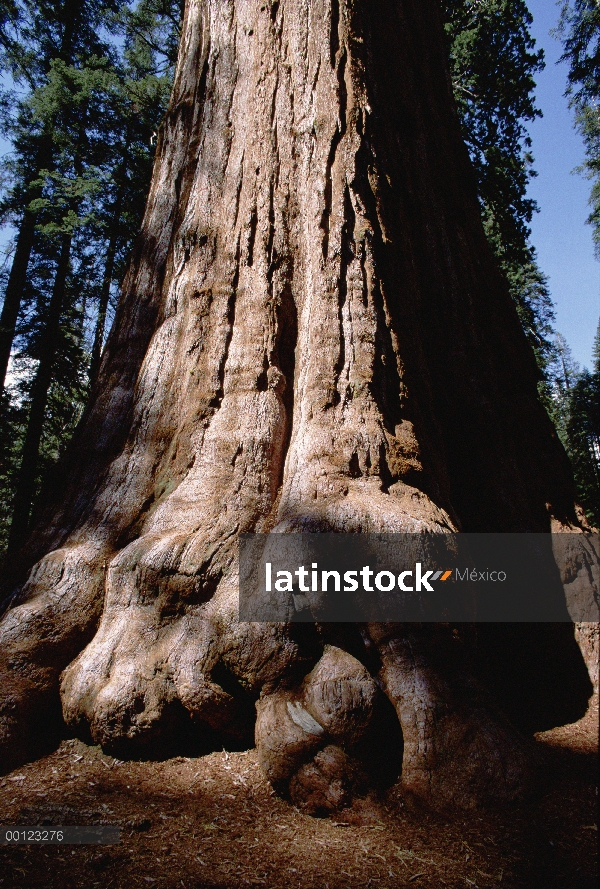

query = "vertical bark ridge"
[0,0,590,804]
[56,0,310,750]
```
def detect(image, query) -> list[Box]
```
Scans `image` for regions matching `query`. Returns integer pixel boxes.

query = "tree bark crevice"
[0,0,594,808]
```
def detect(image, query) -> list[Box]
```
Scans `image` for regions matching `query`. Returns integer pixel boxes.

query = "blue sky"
[526,0,599,369]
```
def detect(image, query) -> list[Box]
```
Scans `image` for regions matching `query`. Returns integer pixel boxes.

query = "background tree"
[547,323,600,526]
[567,366,600,523]
[0,0,591,812]
[551,1,600,526]
[559,0,600,255]
[441,0,556,374]
[441,1,599,527]
[0,0,113,393]
[0,0,179,550]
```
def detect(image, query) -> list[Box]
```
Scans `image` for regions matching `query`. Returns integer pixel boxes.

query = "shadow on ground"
[0,697,597,889]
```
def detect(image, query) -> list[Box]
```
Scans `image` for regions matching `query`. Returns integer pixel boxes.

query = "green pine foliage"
[546,324,600,527]
[558,1,600,256]
[441,0,557,377]
[442,2,600,524]
[0,0,180,552]
[553,2,600,523]
[567,368,600,525]
[442,0,542,265]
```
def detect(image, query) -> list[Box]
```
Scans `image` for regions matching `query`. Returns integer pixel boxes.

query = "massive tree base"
[1,591,542,812]
[0,0,594,809]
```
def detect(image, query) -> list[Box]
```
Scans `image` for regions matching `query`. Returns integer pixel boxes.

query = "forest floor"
[0,696,597,889]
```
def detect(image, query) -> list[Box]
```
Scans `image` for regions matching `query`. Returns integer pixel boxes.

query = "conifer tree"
[546,325,600,527]
[0,0,113,393]
[0,0,591,807]
[88,0,179,382]
[0,0,179,549]
[441,0,556,374]
[559,0,600,255]
[567,321,600,525]
[567,368,600,524]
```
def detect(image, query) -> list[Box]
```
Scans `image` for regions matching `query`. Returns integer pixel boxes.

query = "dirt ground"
[0,697,597,889]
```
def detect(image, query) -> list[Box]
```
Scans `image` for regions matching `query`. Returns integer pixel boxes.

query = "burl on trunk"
[0,0,592,811]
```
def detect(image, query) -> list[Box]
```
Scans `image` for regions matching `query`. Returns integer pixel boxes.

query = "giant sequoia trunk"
[0,0,593,811]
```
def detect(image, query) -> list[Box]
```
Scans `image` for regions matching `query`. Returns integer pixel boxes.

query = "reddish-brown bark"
[0,0,594,810]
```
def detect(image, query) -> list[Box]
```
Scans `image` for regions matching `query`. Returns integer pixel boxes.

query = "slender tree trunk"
[0,0,594,807]
[0,210,37,392]
[7,232,72,552]
[0,0,83,395]
[0,134,54,394]
[89,238,117,386]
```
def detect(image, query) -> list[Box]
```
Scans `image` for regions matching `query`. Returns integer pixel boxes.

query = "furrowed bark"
[0,0,593,808]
